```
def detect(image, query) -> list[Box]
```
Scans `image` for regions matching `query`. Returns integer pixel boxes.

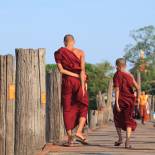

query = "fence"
[0,49,65,155]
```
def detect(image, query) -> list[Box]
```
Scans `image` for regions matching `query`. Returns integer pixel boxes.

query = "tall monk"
[54,34,88,146]
[113,58,139,148]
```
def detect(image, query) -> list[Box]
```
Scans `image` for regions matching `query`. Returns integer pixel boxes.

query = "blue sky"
[0,0,155,65]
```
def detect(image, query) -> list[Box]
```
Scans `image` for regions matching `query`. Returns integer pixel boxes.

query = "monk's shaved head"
[64,34,75,47]
[64,34,74,42]
[116,58,126,67]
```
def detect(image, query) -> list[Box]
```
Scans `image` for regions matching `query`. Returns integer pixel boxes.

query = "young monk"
[113,58,139,148]
[54,34,88,146]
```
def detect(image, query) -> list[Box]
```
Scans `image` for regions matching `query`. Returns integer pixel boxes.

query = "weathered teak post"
[46,68,64,144]
[0,55,15,155]
[150,95,155,121]
[96,91,105,127]
[107,79,113,121]
[15,48,46,155]
[89,110,98,130]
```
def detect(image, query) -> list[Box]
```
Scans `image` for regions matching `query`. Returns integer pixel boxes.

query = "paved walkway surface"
[36,121,155,155]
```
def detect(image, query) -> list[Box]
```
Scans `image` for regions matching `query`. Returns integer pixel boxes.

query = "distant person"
[139,91,148,124]
[133,91,140,119]
[54,34,88,146]
[113,58,139,148]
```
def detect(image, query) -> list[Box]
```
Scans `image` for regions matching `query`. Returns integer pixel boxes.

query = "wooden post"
[148,95,152,121]
[0,55,15,155]
[153,96,155,112]
[151,96,155,121]
[96,91,105,127]
[46,68,64,144]
[0,55,6,155]
[89,110,98,130]
[15,49,46,155]
[107,79,113,121]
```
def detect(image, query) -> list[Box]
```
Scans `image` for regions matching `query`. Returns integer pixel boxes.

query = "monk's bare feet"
[63,135,74,147]
[69,135,74,143]
[114,139,123,146]
[125,138,132,149]
[76,132,85,139]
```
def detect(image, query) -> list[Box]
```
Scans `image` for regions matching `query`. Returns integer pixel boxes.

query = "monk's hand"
[80,71,86,80]
[80,71,86,96]
[116,104,121,112]
[83,73,87,81]
[82,83,85,96]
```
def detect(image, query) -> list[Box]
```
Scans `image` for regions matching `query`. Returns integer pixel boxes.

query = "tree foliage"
[124,25,155,63]
[86,62,113,109]
[46,64,57,72]
[124,25,155,94]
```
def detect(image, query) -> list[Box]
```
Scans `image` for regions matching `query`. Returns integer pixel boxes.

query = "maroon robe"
[54,47,88,131]
[113,70,137,131]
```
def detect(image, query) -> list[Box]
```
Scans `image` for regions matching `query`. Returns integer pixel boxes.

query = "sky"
[0,0,155,65]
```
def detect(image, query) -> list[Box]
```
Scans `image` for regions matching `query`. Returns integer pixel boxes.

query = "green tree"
[124,25,155,94]
[124,25,155,63]
[46,64,56,72]
[86,62,113,109]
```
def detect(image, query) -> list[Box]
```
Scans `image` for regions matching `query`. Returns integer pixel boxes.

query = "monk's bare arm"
[80,51,85,72]
[114,87,121,112]
[128,72,140,90]
[131,75,140,104]
[80,51,86,79]
[57,63,79,78]
[114,87,119,104]
[133,79,140,91]
[80,51,86,95]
